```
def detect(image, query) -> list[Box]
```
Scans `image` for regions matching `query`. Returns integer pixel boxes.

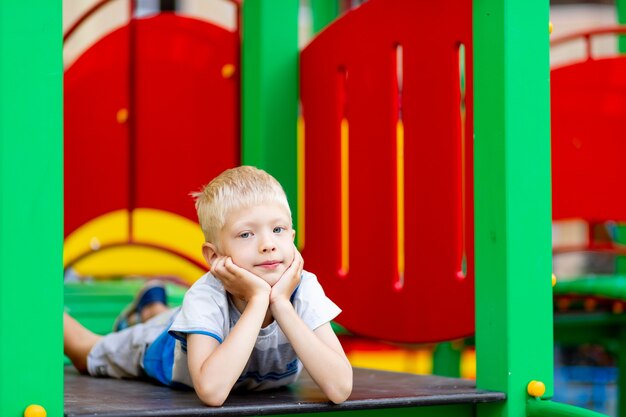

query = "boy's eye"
[239,232,252,239]
[273,227,284,234]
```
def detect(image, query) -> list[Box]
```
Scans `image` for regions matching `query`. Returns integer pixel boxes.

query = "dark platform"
[65,367,504,417]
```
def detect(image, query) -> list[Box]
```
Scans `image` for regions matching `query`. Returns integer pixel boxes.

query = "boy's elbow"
[327,381,352,404]
[198,391,228,407]
[200,394,227,407]
[326,372,353,404]
[195,383,230,407]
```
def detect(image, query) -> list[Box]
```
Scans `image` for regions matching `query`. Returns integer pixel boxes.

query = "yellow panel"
[460,348,476,379]
[347,348,432,375]
[64,210,129,266]
[72,245,205,285]
[132,208,205,266]
[406,349,433,375]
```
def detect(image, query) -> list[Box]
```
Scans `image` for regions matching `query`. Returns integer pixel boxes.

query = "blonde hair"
[192,166,292,243]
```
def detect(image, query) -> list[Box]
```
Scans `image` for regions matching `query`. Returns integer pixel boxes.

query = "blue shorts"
[87,308,178,380]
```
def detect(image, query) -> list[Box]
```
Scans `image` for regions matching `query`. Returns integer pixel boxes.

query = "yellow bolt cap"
[222,64,236,79]
[552,273,557,287]
[116,108,129,124]
[527,380,546,398]
[549,22,553,34]
[24,404,46,417]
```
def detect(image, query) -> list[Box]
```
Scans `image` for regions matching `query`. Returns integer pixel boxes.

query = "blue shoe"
[113,280,167,332]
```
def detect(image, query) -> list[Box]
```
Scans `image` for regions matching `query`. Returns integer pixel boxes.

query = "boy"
[64,166,353,406]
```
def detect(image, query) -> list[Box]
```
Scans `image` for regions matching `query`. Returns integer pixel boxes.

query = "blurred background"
[61,1,626,415]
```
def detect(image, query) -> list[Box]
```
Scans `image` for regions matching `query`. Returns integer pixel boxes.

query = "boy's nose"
[259,235,277,253]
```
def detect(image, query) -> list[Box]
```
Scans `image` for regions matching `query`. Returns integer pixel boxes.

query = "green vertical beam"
[433,342,462,378]
[474,2,553,417]
[618,328,626,417]
[310,0,339,34]
[242,0,299,221]
[0,2,63,417]
[617,0,626,54]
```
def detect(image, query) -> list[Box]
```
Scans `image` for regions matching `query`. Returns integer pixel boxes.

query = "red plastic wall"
[552,57,626,224]
[64,14,239,236]
[301,0,474,343]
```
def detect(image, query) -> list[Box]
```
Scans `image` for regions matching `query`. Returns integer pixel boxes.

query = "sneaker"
[113,280,168,332]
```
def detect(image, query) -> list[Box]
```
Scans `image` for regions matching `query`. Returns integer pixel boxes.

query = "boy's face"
[209,202,295,286]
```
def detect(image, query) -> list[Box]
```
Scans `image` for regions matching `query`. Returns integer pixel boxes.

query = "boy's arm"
[270,250,353,404]
[187,257,270,407]
[271,301,353,404]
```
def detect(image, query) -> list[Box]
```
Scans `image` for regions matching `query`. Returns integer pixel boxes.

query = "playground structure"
[63,0,240,284]
[550,25,626,416]
[0,0,614,416]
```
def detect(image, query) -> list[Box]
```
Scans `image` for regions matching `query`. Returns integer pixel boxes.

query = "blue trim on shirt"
[237,359,300,383]
[168,329,223,346]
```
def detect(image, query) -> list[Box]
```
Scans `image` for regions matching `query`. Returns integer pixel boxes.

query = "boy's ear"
[291,229,296,241]
[202,243,219,267]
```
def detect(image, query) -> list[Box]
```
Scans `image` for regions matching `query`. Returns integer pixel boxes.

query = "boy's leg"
[113,280,168,331]
[140,302,169,323]
[64,313,102,374]
[89,308,178,380]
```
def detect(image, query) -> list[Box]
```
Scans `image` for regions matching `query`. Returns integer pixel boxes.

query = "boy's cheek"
[290,250,296,265]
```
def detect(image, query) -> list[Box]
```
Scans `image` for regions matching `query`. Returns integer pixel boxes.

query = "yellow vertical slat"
[297,115,305,249]
[396,119,405,288]
[340,117,350,275]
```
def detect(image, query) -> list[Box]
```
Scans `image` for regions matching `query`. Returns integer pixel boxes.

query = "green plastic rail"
[527,400,609,417]
[555,275,626,300]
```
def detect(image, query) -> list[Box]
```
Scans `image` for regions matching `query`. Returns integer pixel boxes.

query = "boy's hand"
[270,245,303,306]
[211,256,271,302]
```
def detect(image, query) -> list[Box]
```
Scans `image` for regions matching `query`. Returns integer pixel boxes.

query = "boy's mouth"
[256,260,281,269]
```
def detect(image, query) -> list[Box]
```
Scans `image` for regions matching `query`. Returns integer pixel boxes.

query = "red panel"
[64,27,130,236]
[64,14,239,237]
[301,0,473,343]
[552,57,626,223]
[133,15,239,221]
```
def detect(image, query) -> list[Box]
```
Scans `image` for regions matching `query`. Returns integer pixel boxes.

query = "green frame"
[617,0,626,53]
[474,0,553,416]
[0,2,63,416]
[310,0,340,34]
[241,0,300,225]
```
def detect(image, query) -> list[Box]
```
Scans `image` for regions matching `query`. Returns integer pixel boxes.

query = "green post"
[617,0,626,53]
[433,342,461,378]
[310,0,339,34]
[617,328,626,417]
[0,2,63,417]
[242,0,300,222]
[474,2,553,417]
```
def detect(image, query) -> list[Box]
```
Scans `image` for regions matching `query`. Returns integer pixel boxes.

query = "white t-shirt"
[167,270,341,390]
